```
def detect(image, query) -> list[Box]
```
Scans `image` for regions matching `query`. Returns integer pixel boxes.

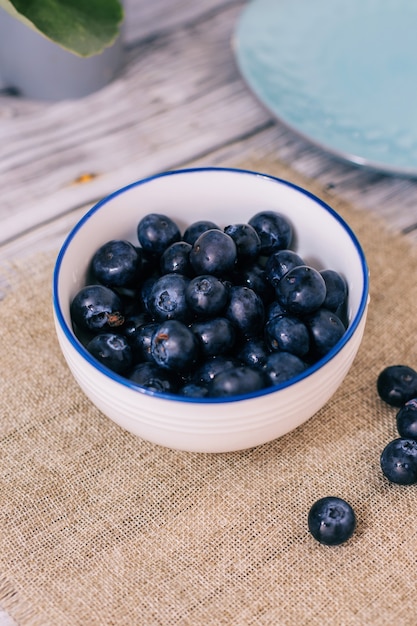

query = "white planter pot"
[0,9,124,101]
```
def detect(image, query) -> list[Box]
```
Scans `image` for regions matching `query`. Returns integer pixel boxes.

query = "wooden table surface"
[1,0,417,268]
[0,0,416,623]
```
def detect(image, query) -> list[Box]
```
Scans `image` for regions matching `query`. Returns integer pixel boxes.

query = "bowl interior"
[54,167,368,390]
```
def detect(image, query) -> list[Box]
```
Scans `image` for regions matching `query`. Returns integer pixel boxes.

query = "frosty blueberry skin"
[248,210,293,255]
[185,275,229,318]
[396,399,417,439]
[223,222,261,264]
[182,220,220,245]
[380,438,417,485]
[129,362,180,394]
[308,497,356,546]
[236,336,269,369]
[192,356,242,387]
[265,314,310,358]
[208,365,268,398]
[225,285,265,338]
[179,382,209,398]
[305,308,346,357]
[86,333,132,375]
[377,365,417,407]
[91,239,142,288]
[190,317,236,358]
[189,229,237,277]
[264,351,307,386]
[70,284,125,332]
[151,319,199,372]
[275,265,326,315]
[160,241,193,276]
[147,273,191,323]
[122,311,150,340]
[139,276,158,315]
[264,249,304,289]
[137,213,181,256]
[232,263,275,304]
[320,269,348,313]
[128,321,160,363]
[266,300,288,321]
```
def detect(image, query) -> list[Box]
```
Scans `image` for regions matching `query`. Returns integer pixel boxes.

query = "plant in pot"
[0,0,125,101]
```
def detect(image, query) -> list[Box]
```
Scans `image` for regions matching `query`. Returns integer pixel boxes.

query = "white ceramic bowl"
[53,168,369,453]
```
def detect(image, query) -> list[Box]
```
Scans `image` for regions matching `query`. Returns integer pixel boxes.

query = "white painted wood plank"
[1,122,417,271]
[0,3,270,246]
[123,0,242,44]
[0,0,416,250]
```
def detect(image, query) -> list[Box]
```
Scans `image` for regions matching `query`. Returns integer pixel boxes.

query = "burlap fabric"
[1,158,417,626]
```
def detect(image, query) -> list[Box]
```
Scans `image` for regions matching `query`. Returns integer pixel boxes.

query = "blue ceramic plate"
[234,0,417,176]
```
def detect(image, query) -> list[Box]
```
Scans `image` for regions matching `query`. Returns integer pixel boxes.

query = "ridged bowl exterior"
[53,168,369,452]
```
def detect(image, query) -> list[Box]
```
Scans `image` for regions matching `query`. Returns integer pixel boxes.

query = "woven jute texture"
[1,158,417,626]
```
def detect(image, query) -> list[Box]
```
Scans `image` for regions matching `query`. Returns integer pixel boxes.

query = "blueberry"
[160,241,193,276]
[90,239,141,288]
[129,362,180,394]
[236,336,270,369]
[308,497,356,546]
[396,399,417,439]
[70,284,125,332]
[140,276,158,315]
[264,249,304,289]
[183,220,220,245]
[151,320,199,372]
[208,365,267,397]
[265,314,310,358]
[305,308,346,357]
[377,365,417,407]
[122,311,151,341]
[129,321,160,363]
[320,269,348,314]
[232,263,275,304]
[192,356,241,386]
[185,275,229,318]
[264,351,307,386]
[225,285,265,338]
[141,250,161,281]
[86,333,132,374]
[191,317,235,358]
[266,300,288,321]
[179,383,209,398]
[147,273,191,322]
[113,286,141,317]
[380,438,417,485]
[275,265,326,315]
[137,213,181,256]
[223,223,261,264]
[248,210,293,255]
[189,229,237,277]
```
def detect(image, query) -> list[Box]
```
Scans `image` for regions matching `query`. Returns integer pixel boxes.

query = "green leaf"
[0,0,124,57]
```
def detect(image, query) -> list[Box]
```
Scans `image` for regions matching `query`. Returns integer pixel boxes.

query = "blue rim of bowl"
[53,166,369,404]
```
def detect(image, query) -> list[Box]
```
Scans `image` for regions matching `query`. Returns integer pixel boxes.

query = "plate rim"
[233,1,417,179]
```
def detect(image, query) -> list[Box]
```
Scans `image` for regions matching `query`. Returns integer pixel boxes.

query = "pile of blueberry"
[70,210,349,398]
[307,363,417,546]
[377,364,417,485]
